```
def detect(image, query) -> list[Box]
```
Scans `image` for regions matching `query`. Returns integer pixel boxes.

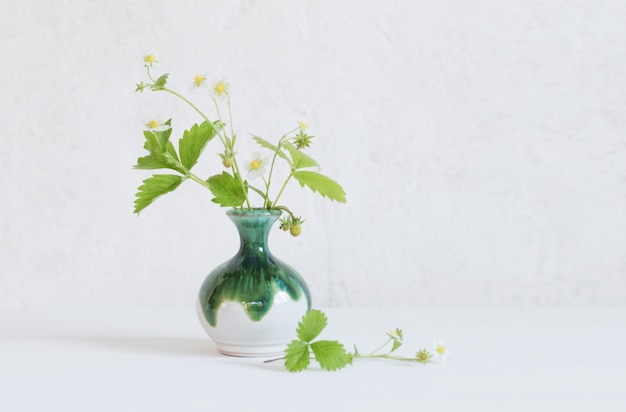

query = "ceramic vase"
[197,209,311,357]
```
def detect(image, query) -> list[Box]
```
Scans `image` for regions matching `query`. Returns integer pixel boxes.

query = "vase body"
[197,209,311,357]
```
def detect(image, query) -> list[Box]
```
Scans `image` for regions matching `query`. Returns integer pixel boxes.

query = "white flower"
[193,74,207,88]
[145,119,171,132]
[433,339,449,361]
[245,152,268,180]
[211,79,229,99]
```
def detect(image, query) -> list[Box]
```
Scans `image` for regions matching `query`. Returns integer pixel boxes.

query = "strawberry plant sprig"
[264,309,449,372]
[133,54,346,236]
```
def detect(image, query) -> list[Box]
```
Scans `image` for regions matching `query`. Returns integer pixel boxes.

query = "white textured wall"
[1,0,625,310]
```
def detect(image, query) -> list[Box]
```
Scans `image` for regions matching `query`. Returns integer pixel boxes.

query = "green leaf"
[310,340,349,371]
[252,135,289,162]
[135,142,184,174]
[137,120,183,172]
[179,121,217,170]
[133,174,183,214]
[207,172,246,207]
[152,73,169,90]
[157,120,173,149]
[283,142,319,170]
[143,130,163,152]
[387,328,403,353]
[296,309,327,342]
[134,155,172,170]
[166,141,180,162]
[284,340,310,372]
[292,171,346,203]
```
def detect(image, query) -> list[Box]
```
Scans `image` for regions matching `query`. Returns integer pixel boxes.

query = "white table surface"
[1,307,625,411]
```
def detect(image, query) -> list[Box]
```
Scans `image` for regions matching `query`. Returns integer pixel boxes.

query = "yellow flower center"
[147,120,160,129]
[193,74,206,88]
[144,54,156,64]
[213,81,227,95]
[299,121,307,131]
[436,345,446,355]
[250,159,262,170]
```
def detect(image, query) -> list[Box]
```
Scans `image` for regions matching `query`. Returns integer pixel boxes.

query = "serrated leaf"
[296,309,327,342]
[310,340,349,371]
[207,172,246,207]
[153,73,169,90]
[283,142,319,170]
[135,144,183,175]
[157,120,173,148]
[284,340,310,372]
[292,171,346,203]
[143,130,163,153]
[179,121,217,170]
[133,174,183,214]
[252,135,289,162]
[134,155,172,170]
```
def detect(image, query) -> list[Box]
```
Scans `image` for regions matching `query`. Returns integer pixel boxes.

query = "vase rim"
[227,208,282,217]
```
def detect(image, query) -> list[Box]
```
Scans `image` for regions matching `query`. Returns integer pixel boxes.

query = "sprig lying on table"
[264,309,449,372]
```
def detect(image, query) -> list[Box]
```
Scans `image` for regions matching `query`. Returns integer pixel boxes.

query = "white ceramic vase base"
[197,292,308,357]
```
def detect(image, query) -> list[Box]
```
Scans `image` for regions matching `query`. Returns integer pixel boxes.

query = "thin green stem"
[212,98,230,145]
[353,354,419,362]
[146,66,156,83]
[232,161,251,210]
[186,171,211,190]
[227,93,235,146]
[146,67,212,123]
[274,205,296,219]
[247,184,267,201]
[365,338,393,357]
[263,148,280,203]
[163,88,211,124]
[271,172,293,209]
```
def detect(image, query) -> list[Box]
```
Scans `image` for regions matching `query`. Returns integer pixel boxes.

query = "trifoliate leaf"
[292,171,346,203]
[133,174,183,214]
[283,142,319,170]
[296,309,327,342]
[252,135,289,163]
[284,340,310,372]
[310,340,349,371]
[207,172,246,207]
[179,121,217,170]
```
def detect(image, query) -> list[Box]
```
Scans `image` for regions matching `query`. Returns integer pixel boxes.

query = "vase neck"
[227,210,280,253]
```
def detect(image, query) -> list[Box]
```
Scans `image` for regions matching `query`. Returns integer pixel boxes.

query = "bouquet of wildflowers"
[133,55,346,235]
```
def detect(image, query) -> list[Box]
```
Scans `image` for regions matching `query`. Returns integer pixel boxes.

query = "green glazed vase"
[197,209,311,357]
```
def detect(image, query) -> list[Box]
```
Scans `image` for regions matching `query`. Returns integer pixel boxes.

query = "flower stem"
[212,98,230,146]
[227,93,235,146]
[163,88,211,124]
[271,172,293,209]
[353,354,419,362]
[365,338,393,357]
[263,138,285,204]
